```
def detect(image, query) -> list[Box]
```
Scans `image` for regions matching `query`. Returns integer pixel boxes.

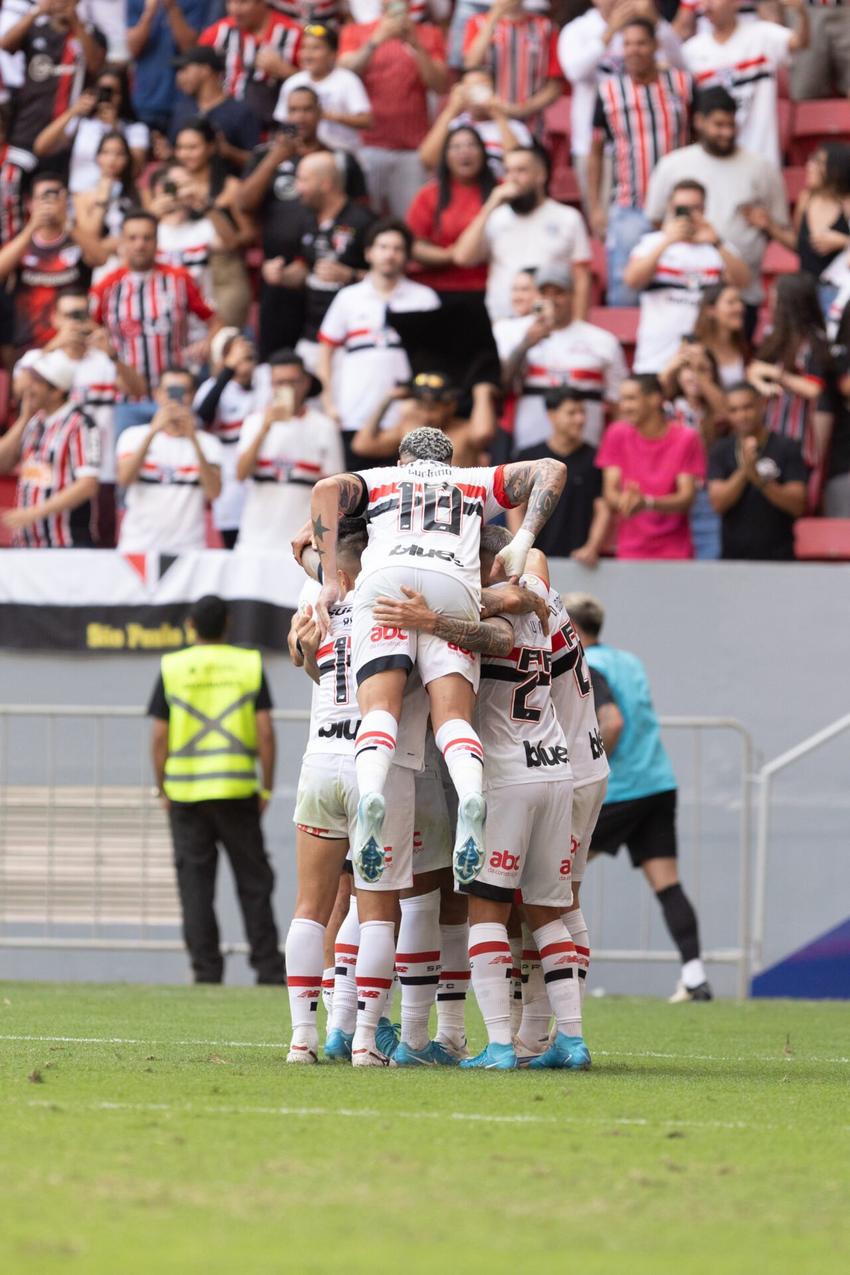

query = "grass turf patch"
[1,983,849,1275]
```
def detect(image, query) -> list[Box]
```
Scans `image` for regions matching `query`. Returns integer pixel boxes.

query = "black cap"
[173,46,225,73]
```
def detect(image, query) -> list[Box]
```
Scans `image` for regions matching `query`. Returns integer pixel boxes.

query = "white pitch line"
[25,1097,841,1134]
[1,1034,848,1065]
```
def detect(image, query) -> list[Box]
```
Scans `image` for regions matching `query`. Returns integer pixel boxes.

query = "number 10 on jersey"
[397,481,463,536]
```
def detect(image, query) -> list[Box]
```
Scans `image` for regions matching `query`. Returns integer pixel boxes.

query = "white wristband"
[496,528,535,579]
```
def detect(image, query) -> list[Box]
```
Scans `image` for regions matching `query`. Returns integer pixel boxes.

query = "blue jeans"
[606,206,653,307]
[690,487,721,561]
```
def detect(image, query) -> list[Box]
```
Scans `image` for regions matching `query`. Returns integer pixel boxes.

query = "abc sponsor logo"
[370,625,408,642]
[489,850,521,872]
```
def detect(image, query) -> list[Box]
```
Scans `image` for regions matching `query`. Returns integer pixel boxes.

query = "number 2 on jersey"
[511,648,552,722]
[397,481,463,536]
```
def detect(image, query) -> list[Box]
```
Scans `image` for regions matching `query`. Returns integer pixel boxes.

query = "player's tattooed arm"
[372,587,514,657]
[310,473,366,633]
[501,458,566,539]
[481,583,549,634]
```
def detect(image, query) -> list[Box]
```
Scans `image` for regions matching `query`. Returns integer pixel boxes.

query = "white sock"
[434,719,484,805]
[682,957,707,990]
[329,897,359,1035]
[518,926,550,1048]
[397,890,441,1050]
[321,967,334,1015]
[533,920,582,1039]
[353,919,396,1053]
[468,922,512,1047]
[355,710,397,800]
[565,906,590,1003]
[509,935,523,1035]
[284,918,324,1048]
[436,921,469,1046]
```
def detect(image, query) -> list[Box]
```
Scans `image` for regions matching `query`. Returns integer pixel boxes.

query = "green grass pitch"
[1,983,849,1275]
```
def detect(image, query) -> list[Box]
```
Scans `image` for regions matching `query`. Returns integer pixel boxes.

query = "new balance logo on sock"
[355,731,396,755]
[442,737,484,764]
[524,741,569,767]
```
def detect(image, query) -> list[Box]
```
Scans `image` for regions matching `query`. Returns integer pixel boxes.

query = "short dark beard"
[700,135,735,158]
[507,190,540,215]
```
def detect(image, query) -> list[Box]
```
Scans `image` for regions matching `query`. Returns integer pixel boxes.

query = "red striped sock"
[534,919,582,1038]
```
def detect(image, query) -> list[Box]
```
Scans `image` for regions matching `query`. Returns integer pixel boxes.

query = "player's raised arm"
[496,458,566,580]
[310,473,367,633]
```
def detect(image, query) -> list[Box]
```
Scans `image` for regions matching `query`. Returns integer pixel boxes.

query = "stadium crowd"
[0,0,849,561]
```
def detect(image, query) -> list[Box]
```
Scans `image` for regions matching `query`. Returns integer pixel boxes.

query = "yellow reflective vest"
[161,644,263,802]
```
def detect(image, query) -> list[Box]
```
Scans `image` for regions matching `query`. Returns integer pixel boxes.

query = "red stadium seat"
[762,241,800,291]
[544,91,578,206]
[783,166,808,209]
[588,306,639,366]
[0,370,9,428]
[794,518,850,561]
[790,100,850,164]
[0,474,16,547]
[549,163,581,206]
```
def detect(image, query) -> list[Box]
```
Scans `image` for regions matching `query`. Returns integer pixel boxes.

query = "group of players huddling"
[284,426,609,1069]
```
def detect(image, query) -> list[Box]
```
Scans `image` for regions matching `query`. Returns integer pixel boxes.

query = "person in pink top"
[596,373,706,559]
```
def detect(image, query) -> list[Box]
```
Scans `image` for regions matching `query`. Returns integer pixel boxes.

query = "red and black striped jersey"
[14,404,100,548]
[0,143,36,243]
[463,14,561,114]
[594,70,692,210]
[198,12,301,125]
[13,232,87,352]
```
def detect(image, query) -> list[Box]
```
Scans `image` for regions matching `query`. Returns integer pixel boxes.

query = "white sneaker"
[513,1035,545,1066]
[286,1042,318,1064]
[351,1045,391,1067]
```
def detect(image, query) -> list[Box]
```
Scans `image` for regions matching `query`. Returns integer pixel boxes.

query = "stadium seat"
[790,100,850,164]
[588,306,639,366]
[544,92,579,206]
[0,474,16,547]
[778,99,793,162]
[549,162,581,207]
[589,237,607,305]
[794,518,850,560]
[762,241,800,291]
[783,166,808,209]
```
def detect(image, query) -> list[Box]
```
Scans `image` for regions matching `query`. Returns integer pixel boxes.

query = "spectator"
[0,173,98,355]
[558,0,685,212]
[317,217,440,467]
[660,337,727,559]
[824,306,850,516]
[350,373,497,466]
[116,366,223,553]
[239,90,365,357]
[339,0,449,218]
[292,150,374,371]
[419,67,532,178]
[145,162,227,344]
[0,0,105,152]
[509,387,610,565]
[501,262,627,452]
[746,143,850,318]
[199,0,301,130]
[596,372,705,560]
[588,16,692,306]
[0,105,37,359]
[708,381,807,559]
[790,1,850,103]
[274,0,342,22]
[491,265,539,364]
[682,0,808,168]
[626,178,749,373]
[453,146,592,320]
[644,87,790,336]
[692,282,749,388]
[0,349,101,547]
[73,133,141,276]
[127,1,213,133]
[406,126,494,301]
[170,44,261,172]
[748,272,831,467]
[275,22,373,155]
[195,330,271,546]
[462,0,563,129]
[90,209,218,399]
[154,119,254,327]
[235,348,343,550]
[33,65,148,196]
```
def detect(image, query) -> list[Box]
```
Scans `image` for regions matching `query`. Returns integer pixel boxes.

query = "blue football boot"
[459,1042,517,1070]
[527,1032,591,1070]
[354,792,386,883]
[428,1039,465,1066]
[323,1028,353,1062]
[453,792,487,884]
[393,1041,437,1067]
[375,1016,400,1059]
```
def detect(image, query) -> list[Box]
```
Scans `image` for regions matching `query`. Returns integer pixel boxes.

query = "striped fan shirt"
[0,143,36,243]
[14,404,101,548]
[464,14,561,117]
[593,70,692,210]
[198,13,301,125]
[763,342,827,467]
[90,265,214,392]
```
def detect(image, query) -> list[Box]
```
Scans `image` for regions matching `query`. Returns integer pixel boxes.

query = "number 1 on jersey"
[397,481,463,536]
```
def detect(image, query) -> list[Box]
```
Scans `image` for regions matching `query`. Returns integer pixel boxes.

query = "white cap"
[30,349,77,393]
[210,326,241,369]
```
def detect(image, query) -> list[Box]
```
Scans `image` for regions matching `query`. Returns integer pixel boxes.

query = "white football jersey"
[355,460,515,600]
[299,580,427,767]
[548,589,609,789]
[476,575,573,789]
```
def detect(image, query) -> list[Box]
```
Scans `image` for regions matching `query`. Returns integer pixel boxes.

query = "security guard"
[148,594,285,985]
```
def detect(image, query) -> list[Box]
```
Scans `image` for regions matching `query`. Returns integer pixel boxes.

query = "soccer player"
[373,529,590,1071]
[310,428,566,890]
[284,518,428,1065]
[564,592,713,1003]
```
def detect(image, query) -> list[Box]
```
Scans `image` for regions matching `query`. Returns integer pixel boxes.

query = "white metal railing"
[751,711,850,975]
[0,706,754,995]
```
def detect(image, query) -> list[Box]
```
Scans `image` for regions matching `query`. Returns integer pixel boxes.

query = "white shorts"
[293,753,415,891]
[352,567,480,692]
[570,776,608,884]
[469,780,574,908]
[413,762,452,876]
